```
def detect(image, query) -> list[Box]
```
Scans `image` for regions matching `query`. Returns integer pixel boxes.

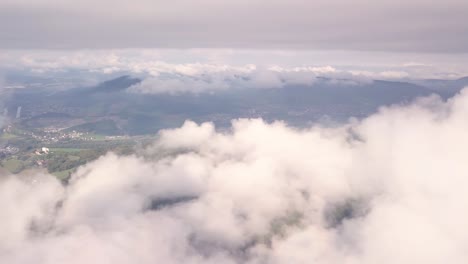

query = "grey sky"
[1,0,468,52]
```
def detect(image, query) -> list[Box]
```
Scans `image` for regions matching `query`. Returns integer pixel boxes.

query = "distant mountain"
[92,75,141,93]
[63,75,141,95]
[409,76,468,97]
[7,75,466,135]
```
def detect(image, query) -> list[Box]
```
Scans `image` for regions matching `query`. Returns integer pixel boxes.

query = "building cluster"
[35,147,50,155]
[29,130,96,143]
[0,146,19,155]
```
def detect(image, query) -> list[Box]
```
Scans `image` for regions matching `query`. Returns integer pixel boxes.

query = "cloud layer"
[2,88,468,263]
[127,66,360,94]
[1,0,468,52]
[3,49,468,87]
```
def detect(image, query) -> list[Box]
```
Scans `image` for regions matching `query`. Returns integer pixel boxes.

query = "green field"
[0,133,18,140]
[88,134,107,140]
[52,168,76,180]
[49,148,84,153]
[0,128,135,179]
[1,159,25,173]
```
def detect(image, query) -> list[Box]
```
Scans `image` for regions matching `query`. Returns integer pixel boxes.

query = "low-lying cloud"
[4,49,468,89]
[2,89,468,263]
[127,67,379,94]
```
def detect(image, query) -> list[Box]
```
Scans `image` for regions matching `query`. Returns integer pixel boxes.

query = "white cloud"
[128,75,231,94]
[127,68,316,94]
[2,88,468,263]
[127,66,376,94]
[3,49,468,84]
[350,70,410,80]
[129,64,415,94]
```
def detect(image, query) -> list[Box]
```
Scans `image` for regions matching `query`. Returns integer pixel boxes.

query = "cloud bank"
[2,89,468,263]
[127,66,333,94]
[4,49,468,89]
[127,66,401,95]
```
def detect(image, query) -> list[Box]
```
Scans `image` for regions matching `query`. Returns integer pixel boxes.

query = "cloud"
[0,72,9,129]
[2,88,468,263]
[127,65,391,94]
[3,49,468,83]
[128,74,231,94]
[0,0,468,52]
[127,68,298,94]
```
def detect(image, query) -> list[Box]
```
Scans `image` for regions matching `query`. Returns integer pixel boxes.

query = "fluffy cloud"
[127,66,378,94]
[2,88,468,263]
[4,49,468,87]
[6,50,423,94]
[127,68,293,94]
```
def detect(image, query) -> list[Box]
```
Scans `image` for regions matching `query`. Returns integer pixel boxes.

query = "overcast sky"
[1,0,468,52]
[1,0,468,82]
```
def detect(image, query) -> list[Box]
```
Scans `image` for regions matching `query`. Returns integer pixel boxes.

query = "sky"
[1,0,468,52]
[1,0,468,82]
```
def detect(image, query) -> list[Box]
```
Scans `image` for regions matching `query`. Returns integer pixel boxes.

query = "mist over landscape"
[2,0,468,263]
